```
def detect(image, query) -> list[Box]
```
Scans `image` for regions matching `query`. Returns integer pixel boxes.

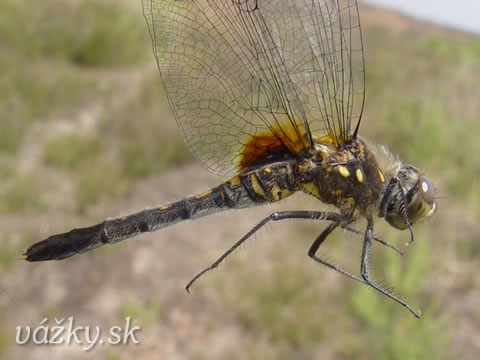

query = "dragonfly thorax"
[298,138,387,217]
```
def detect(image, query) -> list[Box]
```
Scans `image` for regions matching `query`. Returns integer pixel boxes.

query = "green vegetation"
[120,138,191,179]
[0,159,14,179]
[43,133,104,169]
[43,304,61,319]
[119,298,163,328]
[0,0,148,66]
[0,240,17,274]
[216,245,335,359]
[105,351,123,360]
[422,35,480,65]
[101,76,193,180]
[0,232,37,274]
[42,132,133,210]
[0,61,104,154]
[216,226,452,359]
[0,0,148,154]
[0,330,11,360]
[72,161,131,210]
[41,75,192,208]
[0,0,189,209]
[364,29,480,213]
[344,228,451,360]
[0,174,44,213]
[231,255,329,347]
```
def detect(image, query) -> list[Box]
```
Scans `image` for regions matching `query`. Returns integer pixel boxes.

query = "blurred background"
[1,0,479,359]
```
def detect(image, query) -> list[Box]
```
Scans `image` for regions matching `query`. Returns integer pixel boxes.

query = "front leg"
[308,222,368,284]
[360,217,421,318]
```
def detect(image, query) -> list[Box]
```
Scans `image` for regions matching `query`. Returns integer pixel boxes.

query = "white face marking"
[426,202,436,217]
[421,181,429,193]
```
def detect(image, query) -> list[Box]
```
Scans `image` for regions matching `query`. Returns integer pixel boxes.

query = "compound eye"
[419,176,435,205]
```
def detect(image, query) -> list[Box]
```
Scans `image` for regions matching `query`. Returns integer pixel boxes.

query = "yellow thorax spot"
[250,174,266,197]
[335,189,343,195]
[302,182,320,198]
[342,197,355,205]
[338,165,350,178]
[264,167,272,173]
[160,205,170,210]
[271,185,291,201]
[355,168,364,183]
[377,168,385,183]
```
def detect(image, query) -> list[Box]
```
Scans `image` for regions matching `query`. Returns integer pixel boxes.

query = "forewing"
[142,0,365,174]
[288,0,365,143]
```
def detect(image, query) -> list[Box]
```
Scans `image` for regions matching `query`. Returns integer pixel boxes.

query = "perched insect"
[25,0,436,317]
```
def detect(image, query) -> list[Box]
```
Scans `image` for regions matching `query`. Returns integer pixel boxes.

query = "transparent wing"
[142,0,365,175]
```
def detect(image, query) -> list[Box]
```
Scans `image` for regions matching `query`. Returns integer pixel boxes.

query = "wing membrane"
[142,0,365,174]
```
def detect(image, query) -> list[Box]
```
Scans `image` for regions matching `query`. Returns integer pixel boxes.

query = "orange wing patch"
[238,134,287,170]
[237,117,311,170]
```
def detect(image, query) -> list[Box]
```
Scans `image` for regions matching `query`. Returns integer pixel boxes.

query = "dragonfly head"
[380,165,436,230]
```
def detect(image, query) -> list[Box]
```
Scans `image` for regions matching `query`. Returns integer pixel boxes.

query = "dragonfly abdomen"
[24,187,237,261]
[24,162,295,262]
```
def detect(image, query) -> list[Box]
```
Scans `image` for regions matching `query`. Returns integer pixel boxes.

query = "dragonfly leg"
[308,222,367,284]
[360,218,421,318]
[185,210,344,293]
[343,225,404,255]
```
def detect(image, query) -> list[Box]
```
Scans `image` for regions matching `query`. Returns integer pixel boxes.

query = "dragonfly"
[25,0,436,317]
